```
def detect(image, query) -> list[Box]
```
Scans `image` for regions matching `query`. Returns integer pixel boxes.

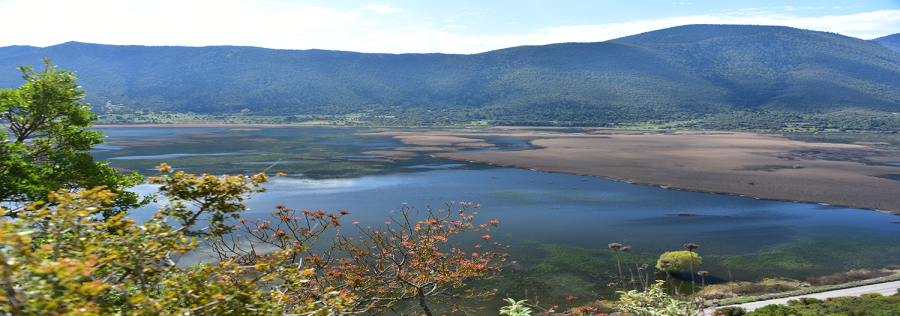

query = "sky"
[0,0,898,54]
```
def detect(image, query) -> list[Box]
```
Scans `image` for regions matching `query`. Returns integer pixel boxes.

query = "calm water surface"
[96,126,900,310]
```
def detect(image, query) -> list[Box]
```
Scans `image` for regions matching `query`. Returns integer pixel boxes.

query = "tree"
[0,166,353,315]
[0,59,145,218]
[656,251,703,273]
[210,201,508,315]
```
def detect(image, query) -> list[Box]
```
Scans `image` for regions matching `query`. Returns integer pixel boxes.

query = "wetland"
[94,125,900,311]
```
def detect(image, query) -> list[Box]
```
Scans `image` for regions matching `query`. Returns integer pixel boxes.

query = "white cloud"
[361,3,402,14]
[0,0,895,54]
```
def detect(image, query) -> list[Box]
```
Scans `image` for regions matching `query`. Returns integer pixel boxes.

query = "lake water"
[95,126,900,310]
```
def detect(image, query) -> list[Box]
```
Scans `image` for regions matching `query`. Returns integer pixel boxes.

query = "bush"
[657,250,703,272]
[716,306,748,316]
[500,298,532,316]
[617,280,703,316]
[746,304,802,316]
[787,297,822,306]
[792,293,900,315]
[0,165,507,315]
[0,181,353,314]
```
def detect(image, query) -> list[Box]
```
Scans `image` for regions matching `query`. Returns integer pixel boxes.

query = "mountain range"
[1,24,899,129]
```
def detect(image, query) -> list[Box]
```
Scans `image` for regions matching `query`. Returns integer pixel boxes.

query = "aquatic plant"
[656,251,703,273]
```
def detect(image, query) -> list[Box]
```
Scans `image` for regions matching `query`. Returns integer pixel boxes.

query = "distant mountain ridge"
[872,33,900,53]
[0,45,39,59]
[1,25,899,129]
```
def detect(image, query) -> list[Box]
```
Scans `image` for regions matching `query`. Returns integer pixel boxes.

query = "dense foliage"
[656,251,703,273]
[0,173,355,315]
[0,164,507,315]
[728,292,900,316]
[1,25,898,129]
[0,62,507,315]
[617,281,702,316]
[872,33,900,53]
[0,59,144,217]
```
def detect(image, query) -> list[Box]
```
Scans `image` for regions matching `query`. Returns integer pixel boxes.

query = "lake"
[94,126,900,311]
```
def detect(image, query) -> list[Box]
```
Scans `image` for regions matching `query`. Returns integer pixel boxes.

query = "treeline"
[1,24,899,129]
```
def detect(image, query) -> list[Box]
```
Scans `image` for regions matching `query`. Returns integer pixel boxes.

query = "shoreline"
[437,155,891,213]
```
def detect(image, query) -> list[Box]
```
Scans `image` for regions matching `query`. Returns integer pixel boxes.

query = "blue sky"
[0,0,898,54]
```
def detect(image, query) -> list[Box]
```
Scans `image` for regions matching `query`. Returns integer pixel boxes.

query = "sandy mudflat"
[423,131,900,214]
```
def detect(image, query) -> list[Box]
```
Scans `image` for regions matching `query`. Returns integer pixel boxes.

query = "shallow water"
[97,126,900,311]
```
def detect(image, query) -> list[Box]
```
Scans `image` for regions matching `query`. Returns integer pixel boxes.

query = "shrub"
[716,306,748,316]
[746,304,802,316]
[500,298,533,316]
[209,198,508,314]
[0,165,506,315]
[617,280,703,316]
[0,181,352,314]
[790,293,900,315]
[656,250,703,272]
[787,297,822,306]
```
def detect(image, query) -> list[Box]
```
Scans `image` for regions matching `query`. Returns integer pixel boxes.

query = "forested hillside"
[0,45,38,59]
[873,33,900,53]
[1,25,899,129]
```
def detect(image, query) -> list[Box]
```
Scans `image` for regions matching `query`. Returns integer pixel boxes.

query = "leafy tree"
[656,250,703,273]
[0,59,144,218]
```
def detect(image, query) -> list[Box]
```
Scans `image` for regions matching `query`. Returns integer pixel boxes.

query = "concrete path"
[700,280,900,315]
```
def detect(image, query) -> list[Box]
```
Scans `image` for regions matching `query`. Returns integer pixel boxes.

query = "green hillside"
[1,25,899,130]
[873,33,900,53]
[0,45,39,59]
